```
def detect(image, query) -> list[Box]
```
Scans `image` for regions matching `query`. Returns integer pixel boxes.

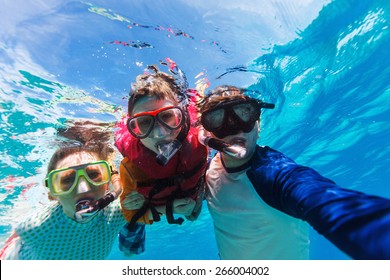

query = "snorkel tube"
[156,140,182,166]
[74,172,122,222]
[198,129,247,159]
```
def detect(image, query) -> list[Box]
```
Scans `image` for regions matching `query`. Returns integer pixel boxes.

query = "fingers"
[198,126,210,146]
[173,198,195,207]
[121,194,197,214]
[173,198,196,215]
[122,191,145,210]
[122,198,138,210]
[125,191,143,201]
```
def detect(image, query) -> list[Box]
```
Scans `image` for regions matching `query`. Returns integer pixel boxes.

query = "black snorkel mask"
[201,98,275,139]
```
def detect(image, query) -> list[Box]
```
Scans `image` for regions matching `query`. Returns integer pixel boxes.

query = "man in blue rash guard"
[247,146,390,260]
[198,85,390,260]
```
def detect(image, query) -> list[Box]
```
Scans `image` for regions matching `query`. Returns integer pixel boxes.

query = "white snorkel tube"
[155,140,182,166]
[198,128,247,159]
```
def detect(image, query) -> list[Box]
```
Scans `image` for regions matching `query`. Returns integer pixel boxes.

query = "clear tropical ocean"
[0,0,389,260]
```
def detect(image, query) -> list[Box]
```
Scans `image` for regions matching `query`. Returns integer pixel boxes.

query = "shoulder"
[206,153,224,179]
[120,156,150,182]
[257,145,286,157]
[248,146,301,183]
[252,146,296,166]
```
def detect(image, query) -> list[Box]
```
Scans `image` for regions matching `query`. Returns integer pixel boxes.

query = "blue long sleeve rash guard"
[246,146,390,260]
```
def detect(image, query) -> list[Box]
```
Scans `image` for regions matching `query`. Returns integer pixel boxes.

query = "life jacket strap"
[127,202,149,231]
[166,198,184,225]
[149,205,161,222]
[127,201,161,230]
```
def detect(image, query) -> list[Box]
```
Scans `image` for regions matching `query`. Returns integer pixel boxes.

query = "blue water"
[0,0,389,260]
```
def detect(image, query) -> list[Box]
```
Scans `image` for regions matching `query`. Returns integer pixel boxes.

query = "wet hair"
[197,85,247,114]
[47,120,115,175]
[127,66,182,115]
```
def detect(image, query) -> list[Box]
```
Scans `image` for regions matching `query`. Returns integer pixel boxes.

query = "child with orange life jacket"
[114,64,208,255]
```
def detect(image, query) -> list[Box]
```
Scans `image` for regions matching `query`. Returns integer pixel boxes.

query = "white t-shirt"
[206,153,310,260]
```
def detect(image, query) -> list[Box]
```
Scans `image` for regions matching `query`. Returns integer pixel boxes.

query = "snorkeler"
[198,85,309,259]
[114,64,208,256]
[0,120,130,260]
[198,85,390,260]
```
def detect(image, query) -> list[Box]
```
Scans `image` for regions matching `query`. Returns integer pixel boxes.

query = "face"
[53,151,109,222]
[212,121,260,167]
[132,96,181,154]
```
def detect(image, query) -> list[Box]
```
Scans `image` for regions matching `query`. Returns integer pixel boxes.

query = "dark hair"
[197,85,246,114]
[47,120,115,174]
[127,66,182,115]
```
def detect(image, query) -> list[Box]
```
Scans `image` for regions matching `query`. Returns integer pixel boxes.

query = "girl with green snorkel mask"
[0,121,132,259]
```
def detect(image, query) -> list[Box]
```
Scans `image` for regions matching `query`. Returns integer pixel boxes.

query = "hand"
[173,198,196,216]
[122,191,145,210]
[186,178,205,221]
[197,126,210,147]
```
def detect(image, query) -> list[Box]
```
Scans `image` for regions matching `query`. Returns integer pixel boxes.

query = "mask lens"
[84,162,111,185]
[51,169,77,194]
[128,115,154,138]
[202,109,225,130]
[128,107,184,139]
[232,103,258,122]
[157,107,183,129]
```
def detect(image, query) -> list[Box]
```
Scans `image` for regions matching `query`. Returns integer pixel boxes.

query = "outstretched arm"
[247,146,390,260]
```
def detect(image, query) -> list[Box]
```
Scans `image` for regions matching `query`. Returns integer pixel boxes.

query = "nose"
[226,113,236,125]
[76,177,92,194]
[150,122,169,138]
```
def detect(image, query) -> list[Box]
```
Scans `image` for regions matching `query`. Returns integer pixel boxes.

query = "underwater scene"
[0,0,389,260]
